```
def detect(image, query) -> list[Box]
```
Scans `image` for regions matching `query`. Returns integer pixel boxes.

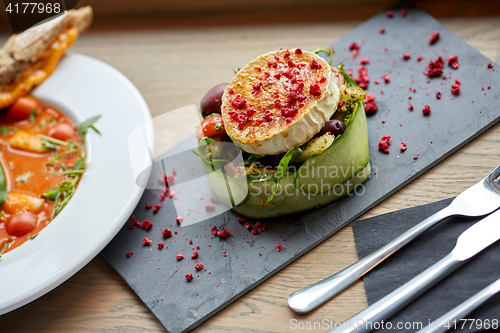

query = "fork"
[288,164,500,314]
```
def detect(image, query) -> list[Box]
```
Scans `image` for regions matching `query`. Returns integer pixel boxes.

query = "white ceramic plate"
[0,53,153,314]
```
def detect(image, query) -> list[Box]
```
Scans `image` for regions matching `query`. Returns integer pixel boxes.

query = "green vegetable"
[16,172,32,183]
[78,115,101,144]
[268,148,295,202]
[232,68,241,75]
[336,62,359,88]
[30,234,39,240]
[0,163,7,206]
[314,48,334,66]
[0,126,17,135]
[42,175,80,218]
[0,237,11,258]
[29,110,37,123]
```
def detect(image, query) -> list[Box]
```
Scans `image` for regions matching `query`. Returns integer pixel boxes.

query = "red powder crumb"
[158,243,164,250]
[255,221,266,231]
[386,11,394,18]
[228,88,235,94]
[488,63,493,69]
[176,217,183,224]
[210,196,217,203]
[448,55,459,69]
[422,105,431,115]
[237,217,246,224]
[400,142,407,152]
[310,83,322,97]
[153,204,161,214]
[379,28,385,34]
[205,204,215,212]
[162,228,172,238]
[451,82,461,95]
[349,42,360,58]
[360,58,370,65]
[141,220,152,230]
[403,54,411,60]
[364,94,378,115]
[414,156,419,160]
[295,48,302,54]
[378,135,391,154]
[191,251,198,259]
[401,8,408,17]
[488,85,491,89]
[217,228,230,239]
[251,228,259,235]
[383,75,391,83]
[244,222,251,229]
[145,203,152,209]
[185,273,193,282]
[195,264,204,271]
[277,244,283,252]
[129,216,140,229]
[436,91,441,99]
[126,252,133,258]
[143,237,152,246]
[409,104,414,110]
[176,254,184,261]
[417,56,423,61]
[424,57,444,77]
[429,32,440,45]
[211,226,218,235]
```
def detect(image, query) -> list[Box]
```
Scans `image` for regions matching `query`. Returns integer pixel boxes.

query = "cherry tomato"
[6,97,39,122]
[5,212,38,237]
[46,122,75,141]
[200,115,226,137]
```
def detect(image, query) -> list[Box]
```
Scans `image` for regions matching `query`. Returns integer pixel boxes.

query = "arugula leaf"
[30,234,38,240]
[72,156,86,171]
[267,148,295,202]
[29,110,37,123]
[336,62,358,88]
[232,68,241,75]
[314,48,334,66]
[0,237,11,258]
[78,115,101,142]
[0,164,7,206]
[42,176,80,218]
[16,172,32,183]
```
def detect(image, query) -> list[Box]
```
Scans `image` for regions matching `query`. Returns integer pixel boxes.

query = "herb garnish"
[232,68,241,75]
[29,109,37,123]
[78,115,101,145]
[0,126,17,135]
[268,148,295,202]
[0,164,7,206]
[30,234,38,240]
[314,48,334,66]
[0,237,11,258]
[16,172,33,183]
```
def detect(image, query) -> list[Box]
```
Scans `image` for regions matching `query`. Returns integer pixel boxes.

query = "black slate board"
[353,198,500,333]
[102,6,500,333]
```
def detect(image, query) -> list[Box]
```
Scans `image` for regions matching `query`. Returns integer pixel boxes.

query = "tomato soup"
[0,96,85,255]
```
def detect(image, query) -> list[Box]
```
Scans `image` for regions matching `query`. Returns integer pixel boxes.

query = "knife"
[328,208,500,333]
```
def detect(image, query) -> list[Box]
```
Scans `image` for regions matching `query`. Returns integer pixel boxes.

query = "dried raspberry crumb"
[205,204,215,212]
[436,91,441,99]
[364,102,378,115]
[145,203,152,209]
[447,55,459,69]
[129,216,140,229]
[195,264,204,271]
[277,244,283,251]
[295,48,302,54]
[360,58,370,65]
[310,59,322,69]
[386,11,394,18]
[488,85,491,89]
[185,273,193,282]
[309,84,322,97]
[379,28,385,34]
[400,142,407,152]
[403,54,411,60]
[210,196,217,203]
[141,220,153,230]
[401,8,408,17]
[143,237,152,246]
[126,252,133,258]
[211,226,218,235]
[191,251,198,259]
[251,228,258,235]
[383,75,391,83]
[451,82,461,95]
[413,156,419,160]
[244,222,251,229]
[422,105,431,115]
[374,79,380,84]
[237,217,246,224]
[158,243,164,250]
[255,221,266,231]
[230,96,247,110]
[162,228,172,238]
[417,56,423,61]
[378,135,391,154]
[196,245,200,250]
[176,216,183,224]
[424,57,444,77]
[429,32,440,45]
[176,254,184,261]
[349,42,360,58]
[189,240,193,245]
[319,76,327,83]
[488,63,493,69]
[217,228,230,239]
[228,88,235,94]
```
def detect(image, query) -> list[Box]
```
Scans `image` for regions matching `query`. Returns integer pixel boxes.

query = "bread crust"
[0,6,93,87]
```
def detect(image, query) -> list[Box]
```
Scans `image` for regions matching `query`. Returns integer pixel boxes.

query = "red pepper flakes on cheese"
[295,48,303,55]
[309,83,322,97]
[230,96,247,110]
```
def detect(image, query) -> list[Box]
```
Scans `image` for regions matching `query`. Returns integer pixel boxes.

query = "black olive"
[319,119,346,136]
[200,83,228,116]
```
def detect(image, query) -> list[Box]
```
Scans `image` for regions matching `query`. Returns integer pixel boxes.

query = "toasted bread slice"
[0,6,93,108]
[221,49,340,156]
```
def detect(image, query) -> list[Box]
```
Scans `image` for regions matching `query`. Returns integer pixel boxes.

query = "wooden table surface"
[1,14,500,333]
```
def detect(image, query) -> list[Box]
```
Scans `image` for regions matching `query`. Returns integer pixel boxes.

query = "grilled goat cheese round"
[221,49,340,156]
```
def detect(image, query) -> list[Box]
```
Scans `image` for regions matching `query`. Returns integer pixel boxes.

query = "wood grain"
[0,14,500,333]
